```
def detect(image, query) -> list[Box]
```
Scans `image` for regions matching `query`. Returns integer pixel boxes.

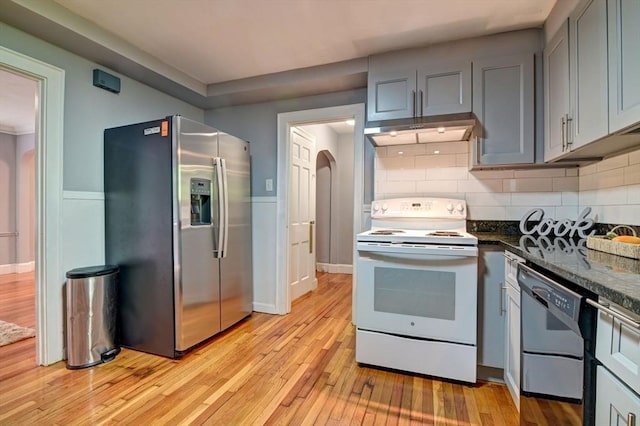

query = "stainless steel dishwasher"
[518,263,597,426]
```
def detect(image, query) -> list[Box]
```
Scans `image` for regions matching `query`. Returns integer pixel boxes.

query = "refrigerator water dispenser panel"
[190,178,211,225]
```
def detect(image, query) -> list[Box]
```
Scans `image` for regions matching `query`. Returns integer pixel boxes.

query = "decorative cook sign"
[519,207,595,238]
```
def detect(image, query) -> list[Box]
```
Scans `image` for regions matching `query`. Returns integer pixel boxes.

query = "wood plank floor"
[0,271,520,425]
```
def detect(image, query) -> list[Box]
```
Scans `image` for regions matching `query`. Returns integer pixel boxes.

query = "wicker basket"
[587,225,640,260]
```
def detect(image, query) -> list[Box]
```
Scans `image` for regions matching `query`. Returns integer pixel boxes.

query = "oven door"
[356,242,478,344]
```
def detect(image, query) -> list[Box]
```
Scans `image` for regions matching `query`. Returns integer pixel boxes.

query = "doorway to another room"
[276,104,366,315]
[0,68,37,350]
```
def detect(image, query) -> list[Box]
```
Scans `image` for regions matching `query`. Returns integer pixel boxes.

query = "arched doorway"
[315,150,336,267]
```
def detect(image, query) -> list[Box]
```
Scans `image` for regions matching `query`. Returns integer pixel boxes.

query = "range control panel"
[371,197,467,219]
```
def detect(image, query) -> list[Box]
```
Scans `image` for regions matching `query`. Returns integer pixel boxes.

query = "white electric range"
[355,197,479,383]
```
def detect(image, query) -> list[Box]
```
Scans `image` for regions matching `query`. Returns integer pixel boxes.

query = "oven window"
[373,267,455,320]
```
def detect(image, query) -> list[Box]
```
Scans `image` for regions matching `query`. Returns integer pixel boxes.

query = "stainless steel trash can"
[66,265,120,369]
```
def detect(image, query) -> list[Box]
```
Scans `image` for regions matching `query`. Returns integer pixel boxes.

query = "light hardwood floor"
[0,272,520,425]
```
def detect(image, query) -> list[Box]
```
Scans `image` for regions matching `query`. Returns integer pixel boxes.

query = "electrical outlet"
[265,178,273,192]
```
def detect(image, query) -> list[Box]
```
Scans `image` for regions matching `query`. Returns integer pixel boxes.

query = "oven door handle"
[586,299,640,330]
[357,242,478,257]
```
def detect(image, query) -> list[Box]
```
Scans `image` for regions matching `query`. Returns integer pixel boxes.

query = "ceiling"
[0,69,36,135]
[0,0,557,132]
[52,0,555,85]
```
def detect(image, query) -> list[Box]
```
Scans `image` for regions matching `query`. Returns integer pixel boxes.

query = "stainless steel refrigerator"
[104,115,252,358]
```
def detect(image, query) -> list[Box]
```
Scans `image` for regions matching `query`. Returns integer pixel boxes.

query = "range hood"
[364,113,476,146]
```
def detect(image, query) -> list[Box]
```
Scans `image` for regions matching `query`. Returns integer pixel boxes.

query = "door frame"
[0,46,65,365]
[275,104,365,314]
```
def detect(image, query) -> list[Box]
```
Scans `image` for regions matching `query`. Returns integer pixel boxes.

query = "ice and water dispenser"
[190,178,211,225]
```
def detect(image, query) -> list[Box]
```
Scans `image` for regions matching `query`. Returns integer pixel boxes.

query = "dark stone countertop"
[474,233,640,315]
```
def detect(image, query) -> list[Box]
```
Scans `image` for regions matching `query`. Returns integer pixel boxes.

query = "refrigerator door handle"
[213,157,225,258]
[220,158,229,258]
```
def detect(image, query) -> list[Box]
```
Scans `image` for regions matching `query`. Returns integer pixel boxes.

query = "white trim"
[252,302,279,315]
[276,103,365,315]
[63,191,105,200]
[0,124,35,135]
[0,46,66,366]
[0,262,35,275]
[316,263,353,274]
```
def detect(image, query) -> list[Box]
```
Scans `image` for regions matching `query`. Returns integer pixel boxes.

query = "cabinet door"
[478,247,506,369]
[596,300,640,392]
[417,60,472,116]
[544,19,571,162]
[608,0,640,132]
[473,54,535,166]
[504,281,521,411]
[570,0,609,149]
[367,69,417,121]
[596,366,640,426]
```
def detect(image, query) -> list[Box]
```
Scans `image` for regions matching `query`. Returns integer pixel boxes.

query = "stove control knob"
[382,203,389,212]
[456,203,464,213]
[446,203,454,213]
[372,203,379,212]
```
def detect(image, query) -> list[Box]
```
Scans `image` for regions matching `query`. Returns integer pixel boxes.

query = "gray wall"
[16,133,35,263]
[0,22,205,192]
[337,133,354,264]
[0,132,16,265]
[205,88,366,197]
[316,152,332,264]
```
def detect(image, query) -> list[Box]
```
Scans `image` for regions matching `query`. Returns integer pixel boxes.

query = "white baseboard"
[316,263,353,274]
[0,261,35,275]
[16,261,35,273]
[253,302,280,315]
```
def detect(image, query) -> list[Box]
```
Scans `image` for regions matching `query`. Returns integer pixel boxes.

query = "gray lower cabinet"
[477,246,505,369]
[594,298,640,424]
[570,0,609,150]
[596,366,640,426]
[472,53,535,167]
[504,251,524,410]
[608,0,640,132]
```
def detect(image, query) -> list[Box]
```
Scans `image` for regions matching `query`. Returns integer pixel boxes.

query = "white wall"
[375,141,580,221]
[579,148,640,225]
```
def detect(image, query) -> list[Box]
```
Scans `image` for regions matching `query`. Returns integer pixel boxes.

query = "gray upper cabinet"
[418,61,472,116]
[570,0,609,150]
[367,55,471,122]
[472,53,535,166]
[544,19,570,162]
[367,69,417,121]
[608,0,640,132]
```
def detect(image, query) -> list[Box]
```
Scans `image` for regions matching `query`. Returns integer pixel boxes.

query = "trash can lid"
[66,265,119,279]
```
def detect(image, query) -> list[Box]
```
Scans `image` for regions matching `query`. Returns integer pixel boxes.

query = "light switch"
[265,178,273,192]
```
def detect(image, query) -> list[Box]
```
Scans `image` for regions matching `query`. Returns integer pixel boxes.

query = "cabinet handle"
[412,90,416,117]
[500,283,507,316]
[586,299,640,330]
[566,115,573,147]
[561,115,566,151]
[419,89,424,117]
[629,413,636,426]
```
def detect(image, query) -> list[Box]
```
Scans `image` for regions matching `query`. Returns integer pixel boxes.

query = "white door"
[289,127,317,301]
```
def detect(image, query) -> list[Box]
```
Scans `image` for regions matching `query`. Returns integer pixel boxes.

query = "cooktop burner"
[428,231,463,237]
[369,229,405,235]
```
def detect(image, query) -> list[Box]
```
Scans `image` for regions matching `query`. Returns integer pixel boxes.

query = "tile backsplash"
[579,148,640,226]
[374,141,580,221]
[375,142,640,226]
